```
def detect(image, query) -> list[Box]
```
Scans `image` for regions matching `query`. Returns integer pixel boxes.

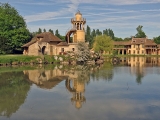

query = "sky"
[1,0,160,39]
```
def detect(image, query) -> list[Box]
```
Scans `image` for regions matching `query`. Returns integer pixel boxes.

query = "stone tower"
[71,11,86,43]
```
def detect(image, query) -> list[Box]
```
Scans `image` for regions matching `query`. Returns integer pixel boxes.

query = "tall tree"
[93,35,113,54]
[37,28,42,34]
[103,29,109,36]
[43,28,46,32]
[91,29,96,38]
[135,25,146,38]
[55,29,61,38]
[96,29,102,36]
[0,3,31,54]
[85,25,92,47]
[48,29,54,34]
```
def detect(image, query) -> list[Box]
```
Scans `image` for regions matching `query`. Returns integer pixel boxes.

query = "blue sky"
[1,0,160,39]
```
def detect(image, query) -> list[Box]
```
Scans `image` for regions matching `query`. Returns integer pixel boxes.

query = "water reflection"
[24,65,100,109]
[119,57,160,84]
[0,57,160,120]
[0,72,31,117]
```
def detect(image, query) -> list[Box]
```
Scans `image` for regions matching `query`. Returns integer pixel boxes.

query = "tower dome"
[75,11,82,21]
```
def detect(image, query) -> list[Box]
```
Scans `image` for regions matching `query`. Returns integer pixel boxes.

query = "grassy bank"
[0,55,40,64]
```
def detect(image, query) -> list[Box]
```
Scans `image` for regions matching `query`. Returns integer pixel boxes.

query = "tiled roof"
[37,32,62,42]
[131,38,146,44]
[22,37,37,47]
[57,42,69,46]
[114,41,131,45]
[145,39,157,45]
[22,32,62,47]
[114,38,157,46]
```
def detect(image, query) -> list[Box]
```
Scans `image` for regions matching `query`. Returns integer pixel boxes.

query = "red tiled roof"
[37,32,62,42]
[113,38,157,46]
[145,39,157,45]
[57,42,69,46]
[114,41,131,45]
[22,32,62,47]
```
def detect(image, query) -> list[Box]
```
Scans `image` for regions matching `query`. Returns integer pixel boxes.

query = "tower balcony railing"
[71,18,86,22]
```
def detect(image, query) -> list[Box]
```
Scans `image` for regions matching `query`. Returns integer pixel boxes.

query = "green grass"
[0,55,40,64]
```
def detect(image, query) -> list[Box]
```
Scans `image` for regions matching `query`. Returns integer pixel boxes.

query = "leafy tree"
[154,36,160,44]
[135,25,146,38]
[93,35,113,54]
[0,3,31,54]
[0,36,10,54]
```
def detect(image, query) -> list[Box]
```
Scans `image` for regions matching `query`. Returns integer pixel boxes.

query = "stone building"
[114,37,160,55]
[22,11,86,56]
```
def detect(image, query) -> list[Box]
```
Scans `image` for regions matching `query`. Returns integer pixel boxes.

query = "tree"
[103,29,109,36]
[91,29,96,38]
[114,37,123,41]
[85,25,92,47]
[43,28,46,32]
[108,29,114,39]
[0,36,9,54]
[48,29,54,34]
[93,35,113,54]
[135,25,146,38]
[0,3,31,54]
[154,36,160,44]
[37,28,42,34]
[96,29,102,36]
[76,42,90,62]
[55,29,60,38]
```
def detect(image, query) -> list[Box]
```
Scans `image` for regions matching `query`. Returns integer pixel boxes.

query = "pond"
[0,57,160,120]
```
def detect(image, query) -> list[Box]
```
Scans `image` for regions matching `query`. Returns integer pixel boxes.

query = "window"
[61,48,64,52]
[142,50,144,54]
[133,50,135,54]
[72,48,75,51]
[137,51,139,54]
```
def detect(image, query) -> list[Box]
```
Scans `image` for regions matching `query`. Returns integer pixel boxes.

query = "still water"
[0,57,160,120]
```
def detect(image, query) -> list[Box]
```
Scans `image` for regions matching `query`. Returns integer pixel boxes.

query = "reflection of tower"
[65,79,86,109]
[71,11,86,43]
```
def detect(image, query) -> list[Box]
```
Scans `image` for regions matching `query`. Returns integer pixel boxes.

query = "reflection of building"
[118,57,160,84]
[22,11,86,56]
[65,79,86,109]
[24,68,68,89]
[119,57,160,77]
[24,65,90,109]
[114,38,160,55]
